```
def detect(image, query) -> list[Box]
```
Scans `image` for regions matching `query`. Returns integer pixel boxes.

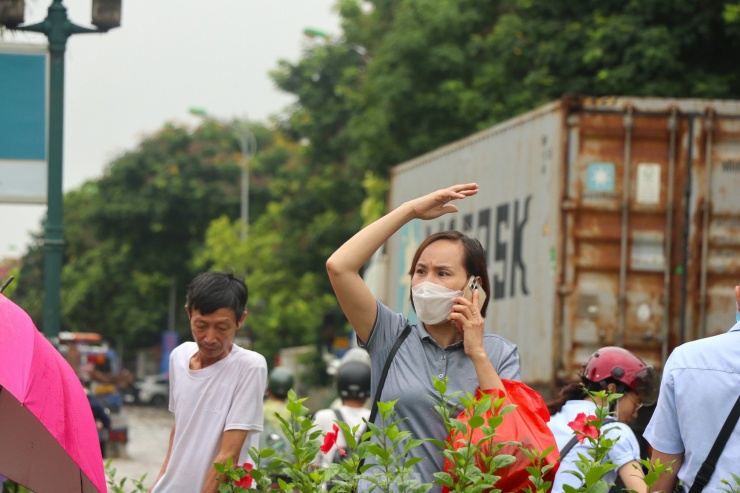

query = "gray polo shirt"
[359,300,521,491]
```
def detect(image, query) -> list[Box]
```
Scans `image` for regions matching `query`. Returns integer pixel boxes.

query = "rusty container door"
[686,107,740,343]
[558,97,740,382]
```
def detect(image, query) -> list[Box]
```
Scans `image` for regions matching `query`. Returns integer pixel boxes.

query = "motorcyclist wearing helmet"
[263,366,294,433]
[259,366,295,484]
[312,355,372,471]
[546,346,659,493]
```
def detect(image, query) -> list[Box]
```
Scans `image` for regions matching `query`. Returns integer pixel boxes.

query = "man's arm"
[200,429,250,493]
[619,460,647,493]
[148,425,176,493]
[649,449,683,493]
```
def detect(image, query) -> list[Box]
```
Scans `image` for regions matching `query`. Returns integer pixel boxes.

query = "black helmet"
[337,360,371,400]
[268,366,294,399]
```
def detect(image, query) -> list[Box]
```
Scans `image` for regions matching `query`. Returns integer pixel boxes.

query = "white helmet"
[340,348,371,367]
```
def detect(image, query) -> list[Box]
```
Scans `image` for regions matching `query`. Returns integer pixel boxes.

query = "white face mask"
[411,281,462,325]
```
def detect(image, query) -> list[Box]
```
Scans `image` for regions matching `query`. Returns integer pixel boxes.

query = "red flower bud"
[321,423,340,454]
[234,462,254,488]
[567,412,599,443]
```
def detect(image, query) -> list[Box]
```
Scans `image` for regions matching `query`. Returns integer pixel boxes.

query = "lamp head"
[0,0,25,28]
[91,0,121,31]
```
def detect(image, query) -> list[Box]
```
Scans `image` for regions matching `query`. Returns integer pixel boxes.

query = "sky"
[0,0,339,259]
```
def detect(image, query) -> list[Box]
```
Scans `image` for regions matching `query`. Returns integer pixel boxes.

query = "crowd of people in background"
[144,184,740,493]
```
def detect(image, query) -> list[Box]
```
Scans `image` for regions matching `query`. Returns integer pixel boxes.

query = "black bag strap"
[355,323,411,473]
[367,323,412,426]
[688,393,740,493]
[333,408,344,423]
[558,416,616,461]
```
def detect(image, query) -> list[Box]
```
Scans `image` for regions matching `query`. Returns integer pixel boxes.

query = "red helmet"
[581,346,659,406]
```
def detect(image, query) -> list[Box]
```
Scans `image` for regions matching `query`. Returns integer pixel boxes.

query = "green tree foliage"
[336,0,740,175]
[13,122,268,347]
[192,134,362,365]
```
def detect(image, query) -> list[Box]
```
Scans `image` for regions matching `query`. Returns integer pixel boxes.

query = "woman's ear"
[606,382,618,394]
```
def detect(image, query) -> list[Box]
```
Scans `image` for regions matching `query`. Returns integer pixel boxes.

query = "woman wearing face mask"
[546,346,659,493]
[326,183,520,490]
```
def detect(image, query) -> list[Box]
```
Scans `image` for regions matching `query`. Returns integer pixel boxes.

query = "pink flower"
[567,412,599,443]
[235,463,253,489]
[320,423,346,456]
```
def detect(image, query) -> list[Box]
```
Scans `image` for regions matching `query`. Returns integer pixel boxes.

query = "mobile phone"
[462,276,487,310]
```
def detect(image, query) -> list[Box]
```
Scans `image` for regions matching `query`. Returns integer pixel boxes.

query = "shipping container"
[372,95,740,394]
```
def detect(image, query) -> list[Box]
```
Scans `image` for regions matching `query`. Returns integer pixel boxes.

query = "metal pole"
[239,134,249,241]
[13,0,109,338]
[43,0,67,339]
[189,110,256,241]
[234,125,256,241]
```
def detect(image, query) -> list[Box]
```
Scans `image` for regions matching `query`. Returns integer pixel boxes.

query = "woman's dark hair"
[407,231,491,317]
[546,383,586,415]
[186,272,248,322]
[546,376,630,415]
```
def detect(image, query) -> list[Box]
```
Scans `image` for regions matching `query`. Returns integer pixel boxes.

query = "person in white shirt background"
[313,354,372,470]
[547,346,659,493]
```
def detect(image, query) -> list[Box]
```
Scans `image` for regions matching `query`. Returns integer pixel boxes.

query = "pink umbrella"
[0,294,106,493]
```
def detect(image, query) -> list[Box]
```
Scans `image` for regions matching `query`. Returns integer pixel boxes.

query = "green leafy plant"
[105,460,147,493]
[215,456,268,493]
[1,480,31,493]
[268,389,328,492]
[720,473,740,493]
[560,391,622,493]
[521,447,558,493]
[111,384,684,493]
[638,456,675,493]
[430,377,514,492]
[430,377,554,493]
[216,388,431,493]
[349,399,430,493]
[558,390,679,493]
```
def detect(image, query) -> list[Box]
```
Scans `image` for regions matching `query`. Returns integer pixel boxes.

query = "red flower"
[320,423,347,456]
[234,462,253,489]
[567,412,599,443]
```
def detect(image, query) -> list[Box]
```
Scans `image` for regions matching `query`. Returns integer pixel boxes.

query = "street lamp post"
[190,108,257,240]
[0,0,121,338]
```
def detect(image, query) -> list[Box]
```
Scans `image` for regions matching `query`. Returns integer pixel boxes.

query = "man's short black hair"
[186,272,248,322]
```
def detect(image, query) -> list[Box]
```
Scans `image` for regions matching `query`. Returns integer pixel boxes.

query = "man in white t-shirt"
[150,272,267,493]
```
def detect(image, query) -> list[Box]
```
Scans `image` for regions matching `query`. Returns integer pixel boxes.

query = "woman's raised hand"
[409,183,479,220]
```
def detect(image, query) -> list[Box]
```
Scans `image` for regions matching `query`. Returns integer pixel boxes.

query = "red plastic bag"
[443,379,559,493]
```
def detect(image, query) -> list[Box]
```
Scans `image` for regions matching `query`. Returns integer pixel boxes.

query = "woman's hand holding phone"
[448,277,485,354]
